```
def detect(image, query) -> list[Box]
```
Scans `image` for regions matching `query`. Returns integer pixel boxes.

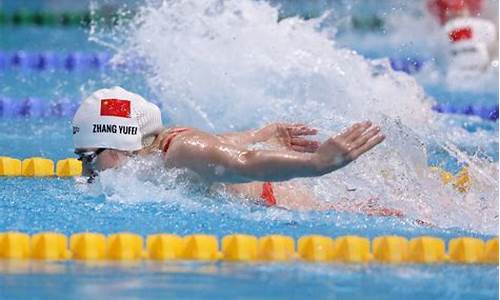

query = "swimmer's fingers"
[343,121,372,143]
[288,124,318,136]
[337,121,367,141]
[349,133,385,160]
[349,126,381,149]
[338,123,359,139]
[290,138,320,153]
[291,138,320,148]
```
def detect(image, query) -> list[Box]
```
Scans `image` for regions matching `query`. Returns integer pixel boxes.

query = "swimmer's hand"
[312,121,385,174]
[258,123,320,153]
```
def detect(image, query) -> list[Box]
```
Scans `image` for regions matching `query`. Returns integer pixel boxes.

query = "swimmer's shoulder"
[158,127,218,155]
[160,127,213,141]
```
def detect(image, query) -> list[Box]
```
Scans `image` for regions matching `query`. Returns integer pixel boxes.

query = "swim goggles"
[75,148,106,183]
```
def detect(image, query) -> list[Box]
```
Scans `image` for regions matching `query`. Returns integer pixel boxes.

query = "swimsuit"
[161,127,191,153]
[260,182,277,206]
[161,127,277,207]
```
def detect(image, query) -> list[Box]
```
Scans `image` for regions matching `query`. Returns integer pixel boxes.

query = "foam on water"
[89,0,498,234]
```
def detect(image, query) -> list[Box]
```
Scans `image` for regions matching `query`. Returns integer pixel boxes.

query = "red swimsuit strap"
[162,127,191,154]
[261,182,277,206]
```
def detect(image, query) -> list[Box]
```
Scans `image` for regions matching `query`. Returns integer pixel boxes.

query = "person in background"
[427,0,498,81]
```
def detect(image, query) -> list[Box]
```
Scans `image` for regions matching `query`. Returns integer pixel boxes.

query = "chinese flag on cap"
[449,27,472,42]
[100,99,131,118]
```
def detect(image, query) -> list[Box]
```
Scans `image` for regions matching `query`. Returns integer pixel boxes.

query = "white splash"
[92,0,498,234]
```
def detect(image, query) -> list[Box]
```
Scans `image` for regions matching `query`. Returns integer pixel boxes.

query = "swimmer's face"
[75,148,132,179]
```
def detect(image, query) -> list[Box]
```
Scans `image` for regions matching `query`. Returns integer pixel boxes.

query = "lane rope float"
[0,51,426,74]
[0,51,114,71]
[0,97,163,118]
[0,231,497,264]
[0,9,132,27]
[432,103,499,121]
[0,156,472,193]
[1,10,384,31]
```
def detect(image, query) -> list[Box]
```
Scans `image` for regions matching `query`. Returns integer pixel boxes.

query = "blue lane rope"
[1,51,427,74]
[0,51,113,71]
[389,57,425,74]
[0,96,497,121]
[0,97,163,118]
[1,52,496,120]
[432,103,499,121]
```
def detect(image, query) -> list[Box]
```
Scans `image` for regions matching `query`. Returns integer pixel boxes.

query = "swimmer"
[427,0,498,81]
[73,86,402,217]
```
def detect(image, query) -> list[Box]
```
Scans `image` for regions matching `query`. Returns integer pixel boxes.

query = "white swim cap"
[72,86,163,151]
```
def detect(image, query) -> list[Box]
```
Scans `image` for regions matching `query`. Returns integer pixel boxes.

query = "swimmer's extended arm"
[165,131,316,183]
[166,121,384,183]
[218,129,261,146]
[220,123,319,152]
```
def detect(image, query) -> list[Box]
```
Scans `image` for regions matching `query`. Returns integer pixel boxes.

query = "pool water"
[0,0,498,299]
[1,262,497,300]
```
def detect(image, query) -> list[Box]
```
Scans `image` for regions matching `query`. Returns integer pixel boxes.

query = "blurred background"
[0,2,498,299]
